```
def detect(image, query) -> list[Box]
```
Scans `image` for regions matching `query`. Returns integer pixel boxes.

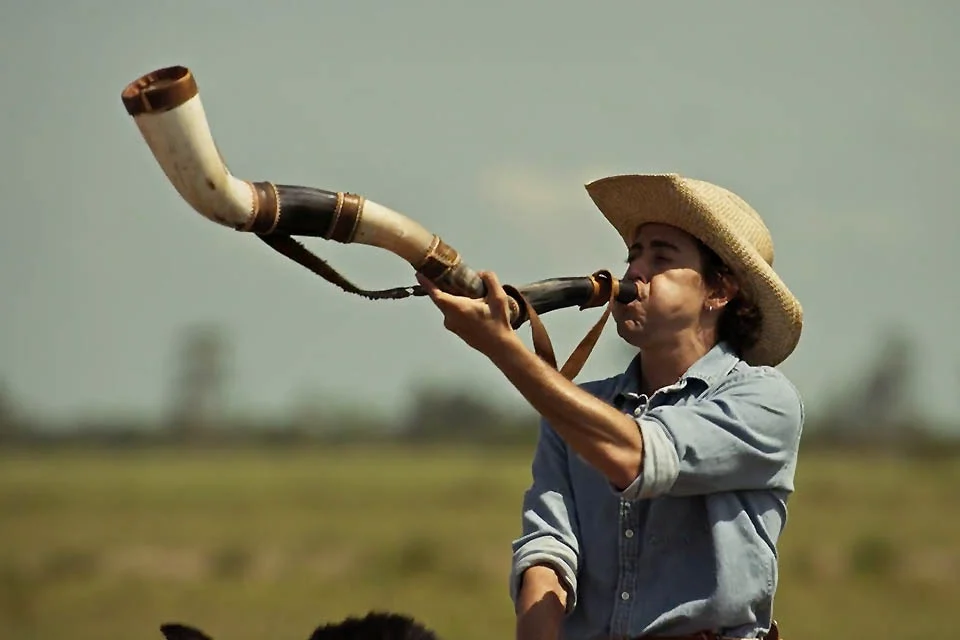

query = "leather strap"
[511,269,618,380]
[257,234,614,379]
[257,233,427,300]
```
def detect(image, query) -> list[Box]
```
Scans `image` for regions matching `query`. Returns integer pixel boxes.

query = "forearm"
[490,336,643,489]
[515,565,567,640]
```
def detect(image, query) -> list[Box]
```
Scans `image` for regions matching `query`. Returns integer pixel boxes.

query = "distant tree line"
[1,323,958,456]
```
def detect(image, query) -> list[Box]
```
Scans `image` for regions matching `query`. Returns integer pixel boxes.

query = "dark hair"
[307,612,440,640]
[697,241,763,357]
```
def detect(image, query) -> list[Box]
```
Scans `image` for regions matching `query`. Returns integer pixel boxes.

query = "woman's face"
[612,223,718,349]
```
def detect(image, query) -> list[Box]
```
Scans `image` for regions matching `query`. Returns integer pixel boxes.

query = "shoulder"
[701,361,806,433]
[717,362,803,408]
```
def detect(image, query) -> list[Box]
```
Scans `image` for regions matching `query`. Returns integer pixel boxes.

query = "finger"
[416,271,437,293]
[416,272,465,313]
[416,273,453,314]
[479,271,511,318]
[479,271,506,300]
[416,272,447,302]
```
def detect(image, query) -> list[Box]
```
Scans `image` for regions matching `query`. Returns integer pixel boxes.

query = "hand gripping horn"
[120,65,640,379]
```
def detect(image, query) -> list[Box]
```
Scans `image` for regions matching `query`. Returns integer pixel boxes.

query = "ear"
[704,272,739,313]
[159,623,215,640]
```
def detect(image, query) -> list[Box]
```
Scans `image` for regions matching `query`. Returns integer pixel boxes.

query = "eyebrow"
[628,239,681,253]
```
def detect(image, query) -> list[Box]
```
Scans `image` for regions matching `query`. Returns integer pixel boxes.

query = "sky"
[1,1,958,427]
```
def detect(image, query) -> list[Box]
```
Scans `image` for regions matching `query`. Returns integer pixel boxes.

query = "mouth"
[614,279,647,309]
[625,279,648,302]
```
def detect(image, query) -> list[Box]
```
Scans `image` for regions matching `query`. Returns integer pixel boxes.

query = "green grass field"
[1,444,958,640]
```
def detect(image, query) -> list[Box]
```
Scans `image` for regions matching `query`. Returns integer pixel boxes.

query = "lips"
[616,279,649,308]
[628,279,650,303]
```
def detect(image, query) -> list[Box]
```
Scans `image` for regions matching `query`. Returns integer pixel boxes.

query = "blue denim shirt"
[509,341,804,639]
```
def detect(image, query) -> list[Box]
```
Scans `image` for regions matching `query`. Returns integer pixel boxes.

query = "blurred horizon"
[2,1,958,430]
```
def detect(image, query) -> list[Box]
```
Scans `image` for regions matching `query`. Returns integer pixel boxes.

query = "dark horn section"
[424,259,487,299]
[159,623,214,640]
[511,277,597,325]
[615,280,640,304]
[507,277,640,328]
[243,182,490,303]
[240,183,365,242]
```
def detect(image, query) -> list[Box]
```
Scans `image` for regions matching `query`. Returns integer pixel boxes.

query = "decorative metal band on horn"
[119,65,640,335]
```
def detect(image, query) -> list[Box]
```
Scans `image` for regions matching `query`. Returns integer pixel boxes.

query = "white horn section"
[121,66,255,230]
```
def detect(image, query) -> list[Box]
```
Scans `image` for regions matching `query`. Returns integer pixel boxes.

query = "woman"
[417,173,803,640]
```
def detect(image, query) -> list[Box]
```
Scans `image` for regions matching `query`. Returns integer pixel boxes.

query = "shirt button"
[624,529,634,538]
[621,591,630,600]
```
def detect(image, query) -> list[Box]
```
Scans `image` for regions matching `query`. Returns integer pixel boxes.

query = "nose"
[624,258,649,283]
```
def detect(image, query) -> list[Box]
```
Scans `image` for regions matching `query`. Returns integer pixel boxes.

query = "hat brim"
[584,173,803,367]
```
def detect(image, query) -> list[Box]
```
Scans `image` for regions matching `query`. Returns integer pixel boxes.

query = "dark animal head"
[159,611,440,640]
[160,623,214,640]
[307,611,440,640]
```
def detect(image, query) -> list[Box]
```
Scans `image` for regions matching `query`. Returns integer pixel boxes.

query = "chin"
[615,321,648,347]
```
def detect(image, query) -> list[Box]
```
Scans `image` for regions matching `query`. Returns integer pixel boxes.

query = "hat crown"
[685,178,775,266]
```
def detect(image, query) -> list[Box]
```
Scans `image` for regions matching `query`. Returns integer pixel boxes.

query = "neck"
[638,332,716,395]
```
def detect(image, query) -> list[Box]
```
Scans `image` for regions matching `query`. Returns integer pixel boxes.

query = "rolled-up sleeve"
[618,366,804,501]
[510,418,581,613]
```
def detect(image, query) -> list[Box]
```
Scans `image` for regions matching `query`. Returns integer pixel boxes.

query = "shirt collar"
[682,340,742,384]
[611,340,742,401]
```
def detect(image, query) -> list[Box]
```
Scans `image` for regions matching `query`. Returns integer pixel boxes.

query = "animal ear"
[159,622,215,640]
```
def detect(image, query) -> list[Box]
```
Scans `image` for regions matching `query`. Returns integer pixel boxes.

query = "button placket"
[611,496,641,635]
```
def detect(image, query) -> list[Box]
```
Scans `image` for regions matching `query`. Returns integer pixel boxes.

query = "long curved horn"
[119,65,640,336]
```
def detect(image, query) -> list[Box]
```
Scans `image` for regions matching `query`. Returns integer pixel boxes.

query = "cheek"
[648,274,705,315]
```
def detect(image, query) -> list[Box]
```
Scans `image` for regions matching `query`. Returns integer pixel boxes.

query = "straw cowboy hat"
[584,173,803,367]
